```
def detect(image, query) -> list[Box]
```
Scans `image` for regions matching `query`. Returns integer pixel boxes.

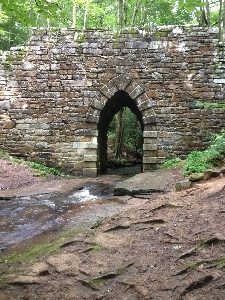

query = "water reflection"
[0,181,123,256]
[0,166,141,256]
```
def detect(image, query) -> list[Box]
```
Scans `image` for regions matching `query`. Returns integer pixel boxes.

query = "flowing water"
[0,165,141,257]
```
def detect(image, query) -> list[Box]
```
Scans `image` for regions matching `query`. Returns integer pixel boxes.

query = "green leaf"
[178,0,185,10]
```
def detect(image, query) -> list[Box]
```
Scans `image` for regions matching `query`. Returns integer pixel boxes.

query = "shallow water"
[0,165,141,257]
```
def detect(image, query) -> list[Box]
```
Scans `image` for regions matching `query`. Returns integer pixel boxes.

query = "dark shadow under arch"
[97,90,144,174]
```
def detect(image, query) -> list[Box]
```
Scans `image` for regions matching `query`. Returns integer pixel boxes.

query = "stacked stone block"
[0,26,225,176]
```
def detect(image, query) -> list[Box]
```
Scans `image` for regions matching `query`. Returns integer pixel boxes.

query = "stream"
[0,165,141,257]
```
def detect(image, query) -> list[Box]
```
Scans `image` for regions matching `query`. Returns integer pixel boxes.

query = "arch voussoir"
[86,106,101,123]
[100,85,113,99]
[138,99,157,111]
[113,74,132,90]
[129,85,144,99]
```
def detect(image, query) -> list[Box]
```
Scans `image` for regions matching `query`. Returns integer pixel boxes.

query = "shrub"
[183,149,222,177]
[161,157,182,168]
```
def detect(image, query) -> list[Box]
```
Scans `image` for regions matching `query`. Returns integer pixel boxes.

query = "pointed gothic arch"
[86,74,159,175]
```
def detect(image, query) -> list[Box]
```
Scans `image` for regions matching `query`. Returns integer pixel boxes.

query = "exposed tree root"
[179,274,213,298]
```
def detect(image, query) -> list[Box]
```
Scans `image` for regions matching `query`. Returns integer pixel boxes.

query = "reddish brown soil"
[0,159,51,190]
[0,158,225,299]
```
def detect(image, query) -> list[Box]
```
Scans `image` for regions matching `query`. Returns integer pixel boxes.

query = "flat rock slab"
[114,170,176,196]
[0,179,87,199]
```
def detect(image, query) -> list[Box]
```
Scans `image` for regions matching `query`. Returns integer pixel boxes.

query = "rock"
[113,171,174,196]
[204,169,212,180]
[189,173,204,182]
[175,180,192,191]
[3,120,15,129]
[220,167,225,173]
[211,169,221,177]
[9,275,43,285]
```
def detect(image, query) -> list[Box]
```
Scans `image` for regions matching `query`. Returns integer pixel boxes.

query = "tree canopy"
[1,0,223,50]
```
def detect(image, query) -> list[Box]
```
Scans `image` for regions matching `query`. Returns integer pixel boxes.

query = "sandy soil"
[0,158,225,299]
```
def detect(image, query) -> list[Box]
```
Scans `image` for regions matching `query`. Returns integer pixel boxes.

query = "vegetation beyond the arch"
[107,107,142,167]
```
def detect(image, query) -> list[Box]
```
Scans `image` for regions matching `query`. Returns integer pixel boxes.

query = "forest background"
[0,0,224,51]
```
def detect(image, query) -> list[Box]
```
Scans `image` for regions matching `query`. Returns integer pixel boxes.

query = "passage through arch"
[98,90,143,174]
[86,74,159,176]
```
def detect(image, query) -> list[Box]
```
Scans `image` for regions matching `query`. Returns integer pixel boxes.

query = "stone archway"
[86,74,159,175]
[97,90,144,174]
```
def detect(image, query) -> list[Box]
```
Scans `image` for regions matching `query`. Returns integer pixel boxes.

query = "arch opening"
[97,90,144,174]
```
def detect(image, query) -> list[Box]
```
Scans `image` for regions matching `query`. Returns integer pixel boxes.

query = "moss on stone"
[2,53,14,70]
[16,50,27,61]
[76,33,86,43]
[128,29,137,35]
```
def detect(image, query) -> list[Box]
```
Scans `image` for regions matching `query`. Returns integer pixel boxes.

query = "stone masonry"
[0,26,225,176]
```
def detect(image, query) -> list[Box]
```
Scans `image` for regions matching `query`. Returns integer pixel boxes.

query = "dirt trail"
[0,159,225,299]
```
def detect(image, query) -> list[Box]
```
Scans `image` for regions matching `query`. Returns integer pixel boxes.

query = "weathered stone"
[114,171,174,196]
[84,155,97,162]
[189,173,204,181]
[2,120,15,129]
[175,180,193,191]
[130,85,144,99]
[211,169,221,177]
[83,167,97,177]
[143,144,158,151]
[113,74,131,90]
[90,99,104,110]
[143,157,158,164]
[204,169,212,180]
[1,27,225,177]
[143,131,158,138]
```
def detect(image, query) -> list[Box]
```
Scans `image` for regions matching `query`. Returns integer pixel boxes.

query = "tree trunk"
[83,0,89,29]
[123,0,127,27]
[118,0,123,28]
[206,0,210,26]
[223,0,225,41]
[114,108,125,158]
[131,1,142,26]
[72,0,76,28]
[219,0,222,41]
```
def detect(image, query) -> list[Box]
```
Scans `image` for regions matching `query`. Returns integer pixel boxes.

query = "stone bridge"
[1,26,225,176]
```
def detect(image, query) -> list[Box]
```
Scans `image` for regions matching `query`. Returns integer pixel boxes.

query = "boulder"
[175,180,192,191]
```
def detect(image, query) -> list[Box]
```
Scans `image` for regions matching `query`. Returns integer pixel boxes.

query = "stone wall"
[1,26,225,176]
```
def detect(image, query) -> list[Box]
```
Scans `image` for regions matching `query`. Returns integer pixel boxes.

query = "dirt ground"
[0,159,225,299]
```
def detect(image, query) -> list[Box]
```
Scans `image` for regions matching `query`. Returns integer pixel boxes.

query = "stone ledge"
[143,131,157,138]
[143,157,158,163]
[143,144,157,151]
[83,167,97,177]
[84,155,97,162]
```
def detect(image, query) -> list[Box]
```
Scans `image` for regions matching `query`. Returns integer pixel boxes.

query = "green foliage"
[91,220,101,228]
[197,101,225,110]
[0,150,69,178]
[122,108,142,155]
[0,237,62,266]
[210,130,225,155]
[178,0,206,12]
[27,161,61,177]
[182,102,225,176]
[183,149,222,177]
[108,108,142,159]
[0,0,195,50]
[160,157,182,169]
